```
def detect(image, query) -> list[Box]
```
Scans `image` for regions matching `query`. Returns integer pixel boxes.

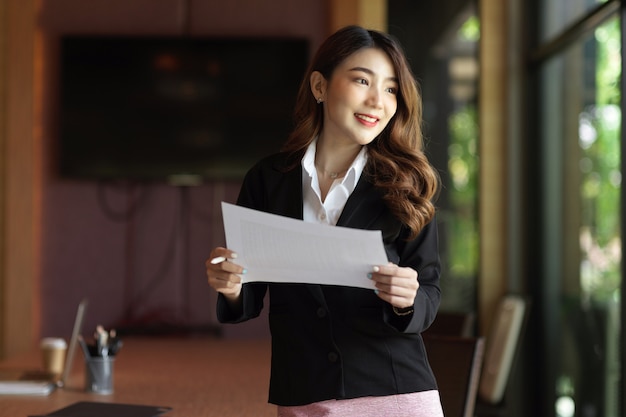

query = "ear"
[310,71,327,102]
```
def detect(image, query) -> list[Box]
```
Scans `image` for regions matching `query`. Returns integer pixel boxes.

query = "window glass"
[538,16,621,417]
[443,16,480,311]
[422,13,480,314]
[539,0,609,43]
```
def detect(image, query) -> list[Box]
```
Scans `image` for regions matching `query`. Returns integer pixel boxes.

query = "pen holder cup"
[85,356,114,394]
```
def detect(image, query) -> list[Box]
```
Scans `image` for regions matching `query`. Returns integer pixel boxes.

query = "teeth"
[356,114,377,123]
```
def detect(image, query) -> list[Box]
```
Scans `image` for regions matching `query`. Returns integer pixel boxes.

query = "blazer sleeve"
[215,159,272,324]
[216,283,268,323]
[384,217,441,334]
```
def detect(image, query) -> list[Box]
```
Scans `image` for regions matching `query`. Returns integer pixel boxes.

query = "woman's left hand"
[370,263,419,309]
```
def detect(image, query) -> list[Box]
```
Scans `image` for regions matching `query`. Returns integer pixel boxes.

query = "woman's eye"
[356,78,369,85]
[386,87,398,95]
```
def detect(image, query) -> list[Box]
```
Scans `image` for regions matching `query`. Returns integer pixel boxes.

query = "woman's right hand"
[205,247,246,303]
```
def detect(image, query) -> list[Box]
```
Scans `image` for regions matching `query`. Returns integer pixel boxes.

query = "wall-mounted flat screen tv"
[58,35,309,183]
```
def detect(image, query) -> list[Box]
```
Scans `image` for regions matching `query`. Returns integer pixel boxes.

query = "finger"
[206,262,247,284]
[208,277,242,298]
[374,281,417,299]
[205,257,247,276]
[208,248,239,264]
[372,273,418,287]
[206,256,246,285]
[370,273,418,292]
[208,273,242,289]
[210,252,239,265]
[207,269,244,295]
[372,264,416,278]
[374,289,414,309]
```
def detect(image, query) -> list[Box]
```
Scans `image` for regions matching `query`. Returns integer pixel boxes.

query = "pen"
[95,325,110,357]
[210,256,226,264]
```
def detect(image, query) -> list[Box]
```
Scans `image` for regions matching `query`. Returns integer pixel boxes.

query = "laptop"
[0,298,88,396]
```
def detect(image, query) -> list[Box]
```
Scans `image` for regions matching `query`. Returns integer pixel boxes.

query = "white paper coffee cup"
[41,337,67,375]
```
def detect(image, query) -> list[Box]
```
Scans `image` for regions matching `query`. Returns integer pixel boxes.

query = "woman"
[206,25,443,416]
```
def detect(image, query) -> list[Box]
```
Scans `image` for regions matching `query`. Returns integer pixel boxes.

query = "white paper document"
[221,202,389,289]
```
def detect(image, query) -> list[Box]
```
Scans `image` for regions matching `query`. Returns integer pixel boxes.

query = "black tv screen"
[58,35,309,183]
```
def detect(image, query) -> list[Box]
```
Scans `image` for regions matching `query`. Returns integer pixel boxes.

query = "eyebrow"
[348,66,398,83]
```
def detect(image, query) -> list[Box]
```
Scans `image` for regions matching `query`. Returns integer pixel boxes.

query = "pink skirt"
[276,390,444,417]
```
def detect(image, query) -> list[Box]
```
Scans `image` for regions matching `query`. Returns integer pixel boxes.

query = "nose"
[367,87,384,108]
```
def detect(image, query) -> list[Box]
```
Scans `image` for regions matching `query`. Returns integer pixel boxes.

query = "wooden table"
[0,337,275,417]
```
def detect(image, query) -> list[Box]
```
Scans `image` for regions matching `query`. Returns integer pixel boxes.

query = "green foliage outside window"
[447,106,479,277]
[445,17,480,279]
[579,18,621,302]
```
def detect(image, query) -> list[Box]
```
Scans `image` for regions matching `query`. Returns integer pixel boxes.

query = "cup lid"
[40,337,68,349]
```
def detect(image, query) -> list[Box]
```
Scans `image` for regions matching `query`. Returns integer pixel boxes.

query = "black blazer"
[217,152,441,406]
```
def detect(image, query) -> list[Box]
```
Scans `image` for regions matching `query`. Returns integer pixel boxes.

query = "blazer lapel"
[267,157,303,220]
[336,173,386,229]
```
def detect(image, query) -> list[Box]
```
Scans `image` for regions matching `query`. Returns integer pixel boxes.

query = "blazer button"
[327,352,339,363]
[316,307,327,318]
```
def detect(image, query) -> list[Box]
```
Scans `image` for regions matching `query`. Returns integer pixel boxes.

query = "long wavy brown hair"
[282,25,440,239]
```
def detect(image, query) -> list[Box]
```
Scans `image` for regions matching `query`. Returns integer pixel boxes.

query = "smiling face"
[311,47,399,148]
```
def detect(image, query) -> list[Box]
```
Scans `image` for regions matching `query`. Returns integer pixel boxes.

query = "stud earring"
[316,97,323,104]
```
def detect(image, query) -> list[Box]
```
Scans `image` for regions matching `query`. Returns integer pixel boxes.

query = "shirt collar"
[302,138,368,186]
[302,140,317,178]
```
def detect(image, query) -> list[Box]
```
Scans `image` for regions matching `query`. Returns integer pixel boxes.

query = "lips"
[355,113,379,126]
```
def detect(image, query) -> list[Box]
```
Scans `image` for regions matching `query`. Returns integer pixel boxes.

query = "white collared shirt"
[301,139,368,226]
